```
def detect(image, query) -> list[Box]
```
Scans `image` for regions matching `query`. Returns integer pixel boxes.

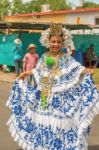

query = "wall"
[0,33,99,66]
[0,34,19,66]
[5,11,99,25]
[0,32,47,66]
[67,12,99,25]
[5,14,66,23]
[4,16,36,22]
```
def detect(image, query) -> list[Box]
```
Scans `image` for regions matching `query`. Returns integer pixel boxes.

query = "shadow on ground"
[18,145,99,150]
[88,145,99,150]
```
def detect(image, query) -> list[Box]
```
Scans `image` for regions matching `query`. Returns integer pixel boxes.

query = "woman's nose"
[54,42,58,46]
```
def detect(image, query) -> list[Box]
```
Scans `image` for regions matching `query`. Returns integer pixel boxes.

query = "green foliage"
[47,0,71,11]
[16,0,71,13]
[2,0,99,20]
[83,1,99,8]
[0,0,10,20]
[77,1,99,9]
[11,0,25,14]
[93,69,99,84]
[0,0,71,19]
[1,0,99,20]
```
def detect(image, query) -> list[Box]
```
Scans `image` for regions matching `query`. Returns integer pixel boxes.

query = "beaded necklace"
[41,51,63,109]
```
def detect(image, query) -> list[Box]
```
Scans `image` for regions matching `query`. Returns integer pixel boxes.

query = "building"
[4,7,99,34]
[4,8,99,26]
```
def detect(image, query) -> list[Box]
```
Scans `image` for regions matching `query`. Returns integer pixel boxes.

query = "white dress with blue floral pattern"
[6,53,99,150]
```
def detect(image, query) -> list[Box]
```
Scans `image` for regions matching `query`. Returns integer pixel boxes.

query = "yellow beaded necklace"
[41,51,63,109]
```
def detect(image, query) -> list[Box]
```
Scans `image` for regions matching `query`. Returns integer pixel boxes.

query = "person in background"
[23,44,39,85]
[84,44,95,67]
[13,38,22,76]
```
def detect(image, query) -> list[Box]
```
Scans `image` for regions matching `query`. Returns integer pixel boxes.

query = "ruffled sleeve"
[31,53,47,88]
[77,74,99,149]
[80,74,99,122]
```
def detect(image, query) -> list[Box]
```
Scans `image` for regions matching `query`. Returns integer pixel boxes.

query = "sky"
[11,0,99,6]
[22,0,99,4]
[68,0,99,6]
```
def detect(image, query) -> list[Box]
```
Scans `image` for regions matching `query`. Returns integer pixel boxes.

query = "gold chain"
[41,51,63,98]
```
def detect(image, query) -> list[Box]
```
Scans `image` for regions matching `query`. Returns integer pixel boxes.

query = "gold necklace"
[41,51,63,109]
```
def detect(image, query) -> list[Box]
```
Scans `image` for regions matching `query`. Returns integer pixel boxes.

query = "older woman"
[6,24,98,150]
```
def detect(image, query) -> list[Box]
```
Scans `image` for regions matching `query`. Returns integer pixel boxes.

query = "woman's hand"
[16,70,33,80]
[83,68,94,75]
[16,72,27,80]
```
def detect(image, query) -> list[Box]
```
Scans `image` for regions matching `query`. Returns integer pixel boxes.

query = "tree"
[24,0,71,12]
[11,0,25,15]
[83,1,99,8]
[77,1,99,9]
[0,0,10,20]
[1,0,72,18]
[48,0,71,11]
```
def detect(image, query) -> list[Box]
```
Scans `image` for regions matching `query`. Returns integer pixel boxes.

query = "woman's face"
[49,36,63,53]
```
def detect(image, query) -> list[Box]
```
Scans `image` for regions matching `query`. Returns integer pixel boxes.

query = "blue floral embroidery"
[67,128,78,143]
[35,90,41,100]
[14,116,79,150]
[7,54,99,150]
[54,138,62,149]
[35,133,42,145]
[13,105,22,116]
[52,97,60,108]
[80,75,97,114]
[25,122,34,133]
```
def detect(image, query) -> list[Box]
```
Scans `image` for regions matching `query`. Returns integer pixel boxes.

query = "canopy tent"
[0,21,93,30]
[0,22,98,66]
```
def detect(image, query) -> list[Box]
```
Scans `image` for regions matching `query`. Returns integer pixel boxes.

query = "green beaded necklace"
[41,51,63,110]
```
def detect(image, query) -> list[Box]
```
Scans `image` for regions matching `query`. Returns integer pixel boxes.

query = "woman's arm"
[17,70,32,80]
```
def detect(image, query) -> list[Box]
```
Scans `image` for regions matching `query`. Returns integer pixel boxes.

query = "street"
[0,81,99,150]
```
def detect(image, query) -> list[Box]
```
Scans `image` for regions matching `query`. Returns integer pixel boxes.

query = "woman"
[6,24,99,150]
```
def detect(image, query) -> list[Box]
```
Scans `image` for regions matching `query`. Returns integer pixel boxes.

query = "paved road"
[0,81,99,150]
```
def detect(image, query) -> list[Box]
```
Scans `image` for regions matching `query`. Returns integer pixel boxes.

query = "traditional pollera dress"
[6,52,99,150]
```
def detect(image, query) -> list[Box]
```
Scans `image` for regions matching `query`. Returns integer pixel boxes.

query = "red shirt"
[23,53,39,71]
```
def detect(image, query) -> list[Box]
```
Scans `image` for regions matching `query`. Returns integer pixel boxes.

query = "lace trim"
[76,99,99,150]
[6,116,46,150]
